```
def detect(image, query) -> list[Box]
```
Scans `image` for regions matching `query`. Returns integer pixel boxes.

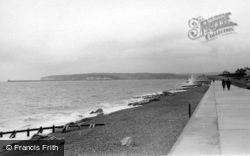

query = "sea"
[0,79,185,140]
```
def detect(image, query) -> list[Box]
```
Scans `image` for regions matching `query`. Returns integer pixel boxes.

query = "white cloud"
[0,0,250,80]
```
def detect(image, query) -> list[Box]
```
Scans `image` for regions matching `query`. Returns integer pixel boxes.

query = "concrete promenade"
[169,81,250,155]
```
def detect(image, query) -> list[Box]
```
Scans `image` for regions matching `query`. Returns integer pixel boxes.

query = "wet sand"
[52,86,208,156]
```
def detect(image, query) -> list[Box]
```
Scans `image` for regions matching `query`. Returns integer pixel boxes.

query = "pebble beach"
[52,85,209,156]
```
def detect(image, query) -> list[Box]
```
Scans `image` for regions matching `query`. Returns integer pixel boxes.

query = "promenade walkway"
[169,81,250,155]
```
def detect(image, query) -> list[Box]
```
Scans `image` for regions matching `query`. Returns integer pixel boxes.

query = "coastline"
[52,85,209,156]
[0,79,184,139]
[0,85,208,156]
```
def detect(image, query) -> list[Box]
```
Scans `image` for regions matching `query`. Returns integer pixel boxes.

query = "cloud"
[1,0,250,80]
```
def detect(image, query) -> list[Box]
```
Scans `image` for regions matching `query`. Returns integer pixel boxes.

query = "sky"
[0,0,250,81]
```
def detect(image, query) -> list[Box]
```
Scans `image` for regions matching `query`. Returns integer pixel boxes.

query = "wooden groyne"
[0,123,106,139]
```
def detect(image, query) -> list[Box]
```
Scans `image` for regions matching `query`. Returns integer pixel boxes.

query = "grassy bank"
[51,86,208,156]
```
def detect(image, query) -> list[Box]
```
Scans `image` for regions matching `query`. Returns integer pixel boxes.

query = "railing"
[0,123,106,139]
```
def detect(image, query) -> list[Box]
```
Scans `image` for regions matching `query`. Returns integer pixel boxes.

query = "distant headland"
[40,73,189,81]
[7,73,192,82]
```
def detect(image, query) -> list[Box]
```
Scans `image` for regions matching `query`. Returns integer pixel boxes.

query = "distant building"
[245,68,250,77]
[222,70,230,75]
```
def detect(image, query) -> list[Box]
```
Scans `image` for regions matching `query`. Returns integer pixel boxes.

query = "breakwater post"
[188,103,191,118]
[0,123,106,139]
[27,128,30,137]
[52,125,55,133]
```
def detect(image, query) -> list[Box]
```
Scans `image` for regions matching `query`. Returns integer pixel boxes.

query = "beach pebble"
[121,136,133,146]
[31,133,64,142]
[31,133,48,140]
[90,108,103,114]
[97,112,104,116]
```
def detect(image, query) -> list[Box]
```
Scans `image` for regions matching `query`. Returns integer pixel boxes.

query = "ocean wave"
[0,81,186,140]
